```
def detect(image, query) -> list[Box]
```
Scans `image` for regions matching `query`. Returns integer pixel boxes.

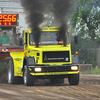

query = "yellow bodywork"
[30,71,79,76]
[10,27,79,77]
[10,52,24,76]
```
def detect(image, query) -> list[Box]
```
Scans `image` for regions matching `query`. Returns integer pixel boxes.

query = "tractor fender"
[22,57,35,71]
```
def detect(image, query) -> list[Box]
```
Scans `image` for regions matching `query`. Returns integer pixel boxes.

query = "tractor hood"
[27,45,72,65]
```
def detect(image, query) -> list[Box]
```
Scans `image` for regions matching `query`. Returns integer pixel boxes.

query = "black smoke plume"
[53,0,74,46]
[20,0,75,47]
[20,0,45,47]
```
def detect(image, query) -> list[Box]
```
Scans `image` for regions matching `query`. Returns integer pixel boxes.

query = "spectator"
[0,32,11,43]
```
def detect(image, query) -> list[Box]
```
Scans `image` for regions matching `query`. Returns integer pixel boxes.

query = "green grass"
[81,67,100,75]
[91,67,100,74]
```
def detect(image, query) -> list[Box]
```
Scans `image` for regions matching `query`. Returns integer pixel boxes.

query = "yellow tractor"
[8,27,79,86]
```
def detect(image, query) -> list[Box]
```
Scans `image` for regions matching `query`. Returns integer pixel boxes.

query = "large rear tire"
[68,73,79,85]
[23,65,34,86]
[8,59,23,84]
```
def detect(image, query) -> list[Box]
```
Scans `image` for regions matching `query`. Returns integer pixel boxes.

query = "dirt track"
[0,75,100,100]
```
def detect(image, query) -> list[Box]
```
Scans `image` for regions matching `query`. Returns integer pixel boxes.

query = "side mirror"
[19,38,23,46]
[74,36,78,44]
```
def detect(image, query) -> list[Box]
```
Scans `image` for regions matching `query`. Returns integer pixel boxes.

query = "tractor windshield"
[29,32,70,45]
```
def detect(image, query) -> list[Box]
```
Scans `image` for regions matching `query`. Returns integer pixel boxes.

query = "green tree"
[70,0,100,41]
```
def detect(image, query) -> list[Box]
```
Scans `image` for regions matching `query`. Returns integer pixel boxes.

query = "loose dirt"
[0,69,100,100]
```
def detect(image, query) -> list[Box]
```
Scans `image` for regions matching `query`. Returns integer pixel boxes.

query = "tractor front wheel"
[23,65,34,86]
[68,73,79,85]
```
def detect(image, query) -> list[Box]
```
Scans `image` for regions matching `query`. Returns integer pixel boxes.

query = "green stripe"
[30,71,79,76]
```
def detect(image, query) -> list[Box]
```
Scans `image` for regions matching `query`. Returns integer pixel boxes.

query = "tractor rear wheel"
[8,59,23,84]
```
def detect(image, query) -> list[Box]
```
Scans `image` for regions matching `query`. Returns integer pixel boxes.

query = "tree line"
[70,0,100,67]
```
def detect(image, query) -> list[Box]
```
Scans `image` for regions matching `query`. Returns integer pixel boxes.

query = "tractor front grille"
[43,51,70,63]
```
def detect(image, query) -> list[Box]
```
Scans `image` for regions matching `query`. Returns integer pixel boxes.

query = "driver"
[0,32,11,43]
[56,32,60,41]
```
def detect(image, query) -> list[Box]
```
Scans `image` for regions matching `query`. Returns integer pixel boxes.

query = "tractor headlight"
[34,68,42,72]
[71,66,78,70]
